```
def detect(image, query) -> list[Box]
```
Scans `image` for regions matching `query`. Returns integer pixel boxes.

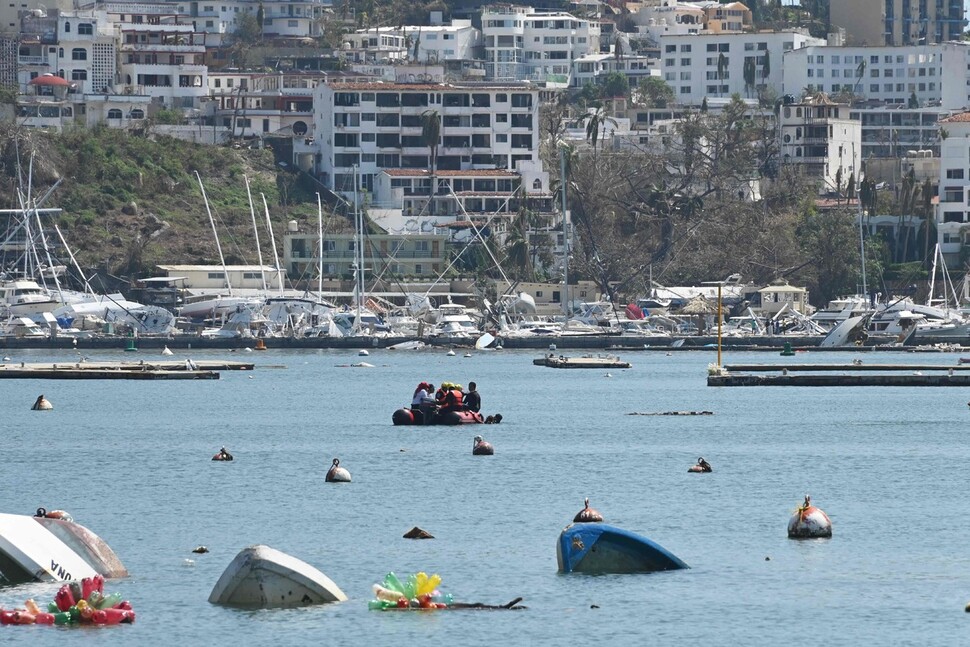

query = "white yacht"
[432,303,479,337]
[0,279,60,317]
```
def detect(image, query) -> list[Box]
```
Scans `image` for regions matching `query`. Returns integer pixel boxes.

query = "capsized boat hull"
[0,513,127,584]
[208,545,347,609]
[557,523,689,574]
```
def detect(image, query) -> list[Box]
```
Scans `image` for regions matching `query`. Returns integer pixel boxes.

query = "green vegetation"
[0,124,337,279]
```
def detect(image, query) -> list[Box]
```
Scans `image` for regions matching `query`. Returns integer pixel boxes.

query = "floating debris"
[403,527,434,540]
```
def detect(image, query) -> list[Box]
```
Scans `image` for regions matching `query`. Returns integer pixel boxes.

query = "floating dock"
[534,355,631,369]
[709,363,970,386]
[0,360,253,380]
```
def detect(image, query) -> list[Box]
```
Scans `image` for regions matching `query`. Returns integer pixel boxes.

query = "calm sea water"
[1,346,969,644]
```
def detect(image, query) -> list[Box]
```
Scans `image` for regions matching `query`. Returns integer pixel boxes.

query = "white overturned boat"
[0,512,127,584]
[208,545,347,609]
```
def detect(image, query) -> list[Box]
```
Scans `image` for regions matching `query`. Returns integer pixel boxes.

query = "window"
[64,22,70,32]
[71,48,86,61]
[288,19,298,27]
[207,272,225,280]
[496,114,508,123]
[680,44,691,52]
[78,23,92,35]
[947,169,965,179]
[107,108,122,119]
[71,69,87,80]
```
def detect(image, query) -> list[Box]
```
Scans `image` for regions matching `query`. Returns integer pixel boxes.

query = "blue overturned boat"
[557,522,690,574]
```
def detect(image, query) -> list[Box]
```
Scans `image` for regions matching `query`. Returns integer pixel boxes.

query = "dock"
[534,354,632,369]
[0,360,254,380]
[709,362,970,386]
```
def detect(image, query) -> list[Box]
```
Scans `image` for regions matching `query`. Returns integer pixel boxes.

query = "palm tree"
[420,109,441,214]
[577,108,618,152]
[717,52,727,97]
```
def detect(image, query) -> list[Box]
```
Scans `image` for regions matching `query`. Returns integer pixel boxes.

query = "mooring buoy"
[326,458,351,482]
[573,498,603,523]
[787,495,832,538]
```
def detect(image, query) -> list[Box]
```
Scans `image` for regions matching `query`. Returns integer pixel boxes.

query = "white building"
[482,4,600,84]
[658,30,824,106]
[779,93,862,194]
[207,71,326,138]
[935,112,970,263]
[341,21,482,65]
[783,43,970,110]
[570,52,657,89]
[306,81,540,199]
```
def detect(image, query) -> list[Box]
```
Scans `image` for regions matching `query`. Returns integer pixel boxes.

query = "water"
[1,347,968,644]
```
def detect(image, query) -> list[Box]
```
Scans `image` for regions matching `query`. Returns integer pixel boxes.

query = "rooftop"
[382,169,518,177]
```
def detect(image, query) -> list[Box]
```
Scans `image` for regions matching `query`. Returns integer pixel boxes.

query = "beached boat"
[556,522,689,574]
[0,511,128,584]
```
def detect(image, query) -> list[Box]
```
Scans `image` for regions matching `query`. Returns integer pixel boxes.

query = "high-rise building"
[831,0,966,46]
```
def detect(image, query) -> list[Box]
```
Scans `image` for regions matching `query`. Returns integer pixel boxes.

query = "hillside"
[0,123,353,285]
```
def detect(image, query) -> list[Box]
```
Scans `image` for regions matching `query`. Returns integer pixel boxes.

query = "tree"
[256,3,265,34]
[601,72,629,99]
[420,109,441,214]
[578,108,617,152]
[853,59,866,94]
[743,57,757,97]
[798,207,861,304]
[225,14,262,67]
[634,77,674,108]
[761,49,770,79]
[717,52,728,96]
[908,91,919,109]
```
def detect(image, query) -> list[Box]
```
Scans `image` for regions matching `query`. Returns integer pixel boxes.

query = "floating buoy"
[604,372,612,378]
[358,349,369,356]
[780,341,795,356]
[688,457,712,473]
[463,353,472,358]
[161,346,174,356]
[192,546,210,554]
[34,507,73,522]
[212,447,233,461]
[254,339,267,351]
[31,395,52,411]
[326,458,351,483]
[573,498,604,523]
[787,495,832,539]
[472,435,494,456]
[124,337,137,352]
[243,347,253,352]
[2,356,10,361]
[549,344,557,351]
[446,350,456,356]
[403,526,434,539]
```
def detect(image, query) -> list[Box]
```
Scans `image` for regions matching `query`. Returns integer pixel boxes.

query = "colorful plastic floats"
[787,495,832,539]
[0,575,135,626]
[369,572,451,610]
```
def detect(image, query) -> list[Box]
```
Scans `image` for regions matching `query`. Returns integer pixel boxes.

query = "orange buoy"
[254,339,267,351]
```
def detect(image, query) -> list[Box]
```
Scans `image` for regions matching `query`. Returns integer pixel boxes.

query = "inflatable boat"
[392,408,484,425]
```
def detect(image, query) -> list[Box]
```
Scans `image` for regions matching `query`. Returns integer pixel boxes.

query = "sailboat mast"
[316,192,324,297]
[926,243,939,307]
[195,171,233,297]
[260,193,285,297]
[354,166,362,326]
[559,145,569,317]
[244,175,267,291]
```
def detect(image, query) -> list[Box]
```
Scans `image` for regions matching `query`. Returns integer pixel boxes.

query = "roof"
[940,112,970,123]
[157,265,281,272]
[382,169,518,177]
[328,82,532,91]
[29,75,69,87]
[758,284,806,293]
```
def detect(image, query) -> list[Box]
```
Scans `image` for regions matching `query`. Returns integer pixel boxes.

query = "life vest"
[435,388,446,404]
[445,389,463,410]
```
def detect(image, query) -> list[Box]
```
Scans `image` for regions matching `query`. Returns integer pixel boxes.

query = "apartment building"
[658,30,824,106]
[783,43,970,110]
[936,112,970,264]
[778,93,861,194]
[308,81,540,199]
[341,21,482,66]
[570,52,656,89]
[830,0,965,46]
[284,231,451,280]
[482,4,599,84]
[208,71,325,138]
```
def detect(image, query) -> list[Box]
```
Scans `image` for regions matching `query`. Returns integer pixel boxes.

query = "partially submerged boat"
[0,512,127,584]
[556,522,689,574]
[208,545,347,609]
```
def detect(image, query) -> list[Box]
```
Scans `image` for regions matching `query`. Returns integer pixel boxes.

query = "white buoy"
[31,395,53,411]
[787,495,832,538]
[244,347,253,352]
[604,372,612,378]
[472,435,494,456]
[464,353,472,358]
[549,344,557,351]
[358,349,369,356]
[161,345,174,356]
[447,350,456,356]
[326,458,351,483]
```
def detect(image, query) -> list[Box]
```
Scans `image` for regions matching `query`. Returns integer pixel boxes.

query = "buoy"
[787,495,832,539]
[549,344,557,351]
[212,447,233,461]
[254,339,267,351]
[447,349,456,356]
[403,526,434,539]
[244,347,253,352]
[325,458,351,483]
[472,435,494,456]
[573,498,604,523]
[463,353,472,358]
[124,334,137,352]
[604,372,612,378]
[161,346,174,356]
[1,356,9,361]
[780,341,795,356]
[358,349,369,356]
[183,559,195,567]
[192,546,210,554]
[31,395,52,411]
[687,457,712,473]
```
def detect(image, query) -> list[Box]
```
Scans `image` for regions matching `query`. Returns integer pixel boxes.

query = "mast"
[195,171,232,297]
[559,144,570,318]
[244,175,267,291]
[353,166,363,330]
[316,192,324,298]
[260,193,285,297]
